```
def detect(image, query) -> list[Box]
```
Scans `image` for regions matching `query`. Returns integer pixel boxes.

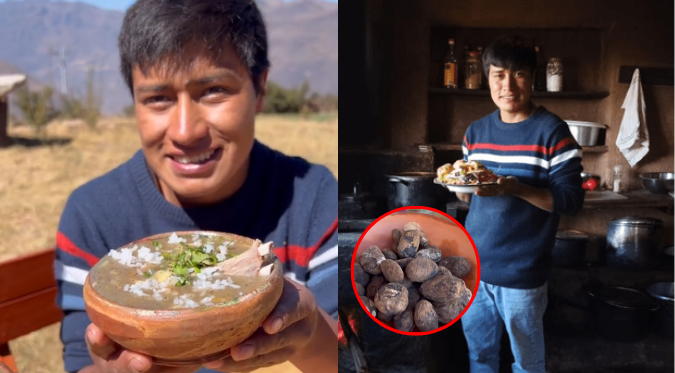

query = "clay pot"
[354,211,479,330]
[83,231,284,366]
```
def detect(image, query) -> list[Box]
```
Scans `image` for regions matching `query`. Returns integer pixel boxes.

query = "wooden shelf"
[427,143,463,151]
[423,143,609,153]
[582,146,608,153]
[429,87,610,99]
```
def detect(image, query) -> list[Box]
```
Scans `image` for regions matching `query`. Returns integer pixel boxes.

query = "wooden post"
[0,95,8,147]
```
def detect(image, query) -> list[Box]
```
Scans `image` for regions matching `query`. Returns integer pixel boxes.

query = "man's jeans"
[461,281,548,373]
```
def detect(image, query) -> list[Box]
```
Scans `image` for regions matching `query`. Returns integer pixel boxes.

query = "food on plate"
[438,256,472,278]
[405,257,438,283]
[380,259,405,283]
[414,300,439,332]
[436,160,500,185]
[89,232,274,310]
[355,221,473,333]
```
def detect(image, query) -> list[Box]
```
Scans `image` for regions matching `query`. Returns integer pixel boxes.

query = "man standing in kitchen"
[456,35,584,373]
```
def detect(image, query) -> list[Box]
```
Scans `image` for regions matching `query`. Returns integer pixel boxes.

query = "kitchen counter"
[584,189,673,209]
[446,189,673,212]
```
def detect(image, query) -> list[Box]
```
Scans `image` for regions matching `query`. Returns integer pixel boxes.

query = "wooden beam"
[0,99,8,147]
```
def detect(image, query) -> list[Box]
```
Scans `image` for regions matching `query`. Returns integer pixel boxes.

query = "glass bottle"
[613,165,624,193]
[465,51,482,90]
[444,39,458,89]
[546,58,563,92]
[476,46,484,89]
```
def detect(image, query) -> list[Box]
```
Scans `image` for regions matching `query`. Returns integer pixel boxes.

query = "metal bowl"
[639,173,675,195]
[565,120,607,146]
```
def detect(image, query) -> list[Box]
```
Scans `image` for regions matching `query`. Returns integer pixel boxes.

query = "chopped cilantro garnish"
[160,239,222,287]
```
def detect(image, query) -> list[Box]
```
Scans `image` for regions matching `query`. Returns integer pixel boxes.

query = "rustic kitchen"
[338,1,674,372]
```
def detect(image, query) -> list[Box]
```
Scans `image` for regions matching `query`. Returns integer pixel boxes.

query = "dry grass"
[0,113,337,373]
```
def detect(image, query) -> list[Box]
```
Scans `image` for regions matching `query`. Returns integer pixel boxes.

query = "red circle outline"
[350,206,481,336]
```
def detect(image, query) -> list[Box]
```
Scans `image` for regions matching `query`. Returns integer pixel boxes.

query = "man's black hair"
[482,35,536,77]
[119,0,269,96]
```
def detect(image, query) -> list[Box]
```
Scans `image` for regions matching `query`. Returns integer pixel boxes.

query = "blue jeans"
[461,281,548,373]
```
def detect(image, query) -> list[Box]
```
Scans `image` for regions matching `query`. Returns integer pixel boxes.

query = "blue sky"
[2,0,337,11]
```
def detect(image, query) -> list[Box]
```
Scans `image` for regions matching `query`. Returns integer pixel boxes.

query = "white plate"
[434,179,499,193]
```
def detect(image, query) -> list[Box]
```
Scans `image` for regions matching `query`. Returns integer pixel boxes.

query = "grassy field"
[0,113,337,373]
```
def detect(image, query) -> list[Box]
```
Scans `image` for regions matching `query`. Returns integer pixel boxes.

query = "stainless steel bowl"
[639,173,675,195]
[565,120,607,146]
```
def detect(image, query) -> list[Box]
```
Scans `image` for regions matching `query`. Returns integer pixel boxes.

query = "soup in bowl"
[83,231,284,366]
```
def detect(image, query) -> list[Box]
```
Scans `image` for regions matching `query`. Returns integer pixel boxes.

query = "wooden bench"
[0,249,63,372]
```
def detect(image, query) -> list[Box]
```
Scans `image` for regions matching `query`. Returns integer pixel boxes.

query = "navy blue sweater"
[463,107,584,289]
[54,141,337,373]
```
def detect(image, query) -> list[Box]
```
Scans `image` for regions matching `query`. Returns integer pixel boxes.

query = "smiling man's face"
[132,42,267,207]
[488,64,533,123]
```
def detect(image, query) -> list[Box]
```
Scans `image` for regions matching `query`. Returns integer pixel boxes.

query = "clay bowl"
[0,362,14,373]
[83,231,284,366]
[354,211,479,330]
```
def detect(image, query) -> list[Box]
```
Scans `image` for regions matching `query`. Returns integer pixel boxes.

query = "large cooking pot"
[606,216,664,271]
[553,230,589,268]
[386,172,450,211]
[646,282,674,339]
[588,285,658,342]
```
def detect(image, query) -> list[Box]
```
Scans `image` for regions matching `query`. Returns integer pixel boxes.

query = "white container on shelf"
[546,58,564,92]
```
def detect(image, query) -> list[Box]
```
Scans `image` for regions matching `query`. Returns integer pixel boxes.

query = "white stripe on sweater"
[469,153,550,169]
[284,272,306,286]
[54,260,89,285]
[550,149,582,168]
[308,244,337,271]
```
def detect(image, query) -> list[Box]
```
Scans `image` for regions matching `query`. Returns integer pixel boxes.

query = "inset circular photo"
[351,206,480,335]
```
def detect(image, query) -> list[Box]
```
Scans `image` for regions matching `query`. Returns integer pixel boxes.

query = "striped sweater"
[462,107,584,289]
[54,141,337,373]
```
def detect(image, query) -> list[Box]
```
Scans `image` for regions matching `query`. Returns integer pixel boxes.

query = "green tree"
[263,80,309,114]
[122,104,136,118]
[82,66,102,129]
[15,85,59,135]
[59,66,102,129]
[60,94,85,119]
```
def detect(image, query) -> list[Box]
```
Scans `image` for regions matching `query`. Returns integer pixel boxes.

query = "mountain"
[0,0,337,114]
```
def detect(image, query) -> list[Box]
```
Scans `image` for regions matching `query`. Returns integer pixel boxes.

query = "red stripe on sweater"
[273,217,338,267]
[466,143,549,154]
[466,137,577,156]
[56,231,99,267]
[550,136,577,154]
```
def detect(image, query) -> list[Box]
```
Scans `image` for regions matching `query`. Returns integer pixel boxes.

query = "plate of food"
[434,160,501,193]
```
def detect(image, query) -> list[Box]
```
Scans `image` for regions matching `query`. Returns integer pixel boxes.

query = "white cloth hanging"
[615,68,649,167]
